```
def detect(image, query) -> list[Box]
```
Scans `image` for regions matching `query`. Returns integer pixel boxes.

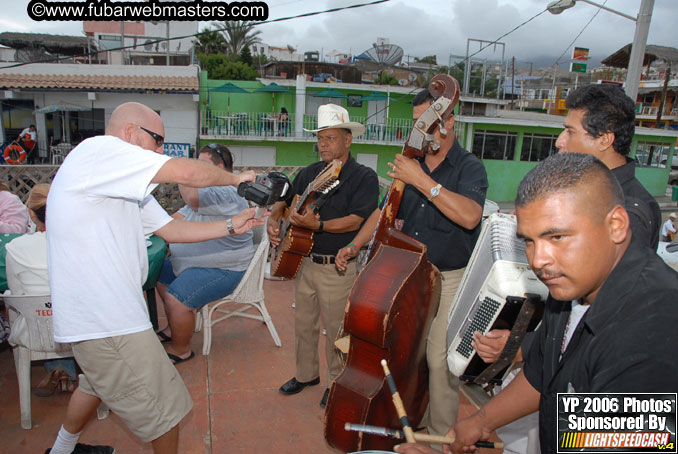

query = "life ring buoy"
[3,144,26,165]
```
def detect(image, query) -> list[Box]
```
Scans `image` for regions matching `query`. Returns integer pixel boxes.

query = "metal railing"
[201,110,414,144]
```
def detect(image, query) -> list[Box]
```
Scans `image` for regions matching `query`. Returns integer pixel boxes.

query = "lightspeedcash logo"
[27,0,269,22]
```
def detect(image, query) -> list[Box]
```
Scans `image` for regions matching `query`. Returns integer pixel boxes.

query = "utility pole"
[511,56,516,107]
[166,22,170,66]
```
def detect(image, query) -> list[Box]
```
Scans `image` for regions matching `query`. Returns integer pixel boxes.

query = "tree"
[195,27,227,55]
[240,44,253,66]
[415,55,437,65]
[214,20,262,56]
[375,71,399,86]
[198,54,258,81]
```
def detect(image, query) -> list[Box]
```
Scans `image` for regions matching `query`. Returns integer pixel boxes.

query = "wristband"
[226,217,236,235]
[316,220,324,233]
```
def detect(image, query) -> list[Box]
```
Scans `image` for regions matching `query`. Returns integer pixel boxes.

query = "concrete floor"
[0,279,485,454]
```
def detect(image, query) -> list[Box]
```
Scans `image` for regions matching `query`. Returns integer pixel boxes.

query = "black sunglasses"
[135,124,164,147]
[207,143,232,168]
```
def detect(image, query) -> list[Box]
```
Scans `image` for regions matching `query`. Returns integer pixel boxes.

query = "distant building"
[83,20,198,65]
[251,43,303,62]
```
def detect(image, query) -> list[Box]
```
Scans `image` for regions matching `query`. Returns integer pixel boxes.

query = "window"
[472,130,517,160]
[635,141,670,168]
[521,133,558,162]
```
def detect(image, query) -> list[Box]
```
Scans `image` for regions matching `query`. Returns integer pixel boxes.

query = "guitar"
[269,159,343,279]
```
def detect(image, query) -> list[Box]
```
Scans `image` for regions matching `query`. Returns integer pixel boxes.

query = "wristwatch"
[428,183,442,201]
[226,217,236,235]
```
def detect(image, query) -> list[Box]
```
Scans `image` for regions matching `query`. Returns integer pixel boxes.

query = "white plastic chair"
[4,294,108,429]
[195,225,282,355]
[5,294,73,429]
[50,143,71,165]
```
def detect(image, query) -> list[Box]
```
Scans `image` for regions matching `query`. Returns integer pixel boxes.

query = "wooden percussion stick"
[344,423,504,449]
[381,359,416,443]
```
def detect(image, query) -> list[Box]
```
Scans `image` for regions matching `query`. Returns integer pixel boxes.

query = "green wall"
[199,138,402,175]
[462,122,676,202]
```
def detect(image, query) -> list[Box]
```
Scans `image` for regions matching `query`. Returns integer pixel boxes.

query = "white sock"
[50,425,80,454]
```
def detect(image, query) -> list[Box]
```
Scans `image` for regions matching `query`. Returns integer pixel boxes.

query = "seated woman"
[278,107,289,136]
[0,183,30,234]
[5,184,78,396]
[156,144,255,363]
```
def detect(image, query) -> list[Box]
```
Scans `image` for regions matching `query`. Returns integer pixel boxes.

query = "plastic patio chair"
[4,294,108,429]
[195,225,282,355]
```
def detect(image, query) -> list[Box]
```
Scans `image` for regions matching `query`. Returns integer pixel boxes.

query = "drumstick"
[381,359,416,443]
[344,422,504,449]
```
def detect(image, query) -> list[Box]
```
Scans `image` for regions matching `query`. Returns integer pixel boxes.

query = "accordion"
[446,213,548,378]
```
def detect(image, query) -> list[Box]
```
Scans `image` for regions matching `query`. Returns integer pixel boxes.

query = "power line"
[464,8,549,63]
[0,0,392,70]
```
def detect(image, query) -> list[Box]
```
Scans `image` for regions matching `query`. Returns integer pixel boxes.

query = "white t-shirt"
[20,128,36,142]
[46,135,173,343]
[662,219,676,238]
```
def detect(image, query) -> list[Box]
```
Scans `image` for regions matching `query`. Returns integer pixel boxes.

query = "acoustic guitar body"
[269,208,315,279]
[324,234,441,452]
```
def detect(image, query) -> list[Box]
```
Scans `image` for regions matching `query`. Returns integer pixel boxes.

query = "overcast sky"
[2,0,676,71]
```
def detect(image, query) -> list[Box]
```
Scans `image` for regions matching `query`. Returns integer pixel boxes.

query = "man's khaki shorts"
[73,329,193,442]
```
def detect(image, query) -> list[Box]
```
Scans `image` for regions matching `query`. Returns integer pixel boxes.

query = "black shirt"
[523,237,678,454]
[396,140,488,271]
[289,153,378,255]
[612,158,661,250]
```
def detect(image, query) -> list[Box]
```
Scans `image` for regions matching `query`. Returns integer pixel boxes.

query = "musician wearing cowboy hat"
[268,104,379,408]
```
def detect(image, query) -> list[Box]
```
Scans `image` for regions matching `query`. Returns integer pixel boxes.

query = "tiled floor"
[0,279,484,454]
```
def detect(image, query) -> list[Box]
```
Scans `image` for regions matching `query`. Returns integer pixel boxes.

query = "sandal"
[156,331,172,343]
[167,351,195,365]
[34,370,60,397]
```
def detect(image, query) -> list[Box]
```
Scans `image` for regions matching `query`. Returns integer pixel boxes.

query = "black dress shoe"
[320,388,329,408]
[279,376,320,395]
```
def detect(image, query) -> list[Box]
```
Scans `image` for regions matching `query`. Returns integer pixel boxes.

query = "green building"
[200,74,678,202]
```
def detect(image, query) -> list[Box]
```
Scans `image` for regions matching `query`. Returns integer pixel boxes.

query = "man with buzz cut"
[393,153,678,454]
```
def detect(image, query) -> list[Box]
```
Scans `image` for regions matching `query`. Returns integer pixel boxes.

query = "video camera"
[237,171,290,211]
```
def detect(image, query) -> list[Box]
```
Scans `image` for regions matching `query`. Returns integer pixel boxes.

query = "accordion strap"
[473,293,542,385]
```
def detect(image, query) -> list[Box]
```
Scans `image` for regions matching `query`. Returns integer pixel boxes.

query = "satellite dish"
[160,42,168,50]
[359,44,404,65]
[144,39,153,51]
[408,73,417,82]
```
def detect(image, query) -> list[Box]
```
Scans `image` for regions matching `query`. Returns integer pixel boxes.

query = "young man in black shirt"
[394,153,678,454]
[557,84,661,249]
[268,104,379,408]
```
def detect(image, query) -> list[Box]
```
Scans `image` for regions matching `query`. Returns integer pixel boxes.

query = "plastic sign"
[163,143,190,158]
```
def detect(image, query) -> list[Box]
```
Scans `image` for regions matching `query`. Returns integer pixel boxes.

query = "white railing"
[201,110,295,138]
[201,110,414,144]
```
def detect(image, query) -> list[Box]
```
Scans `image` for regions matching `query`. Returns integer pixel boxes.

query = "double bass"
[324,74,461,452]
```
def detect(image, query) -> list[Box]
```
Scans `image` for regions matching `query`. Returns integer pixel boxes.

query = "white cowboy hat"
[304,104,366,137]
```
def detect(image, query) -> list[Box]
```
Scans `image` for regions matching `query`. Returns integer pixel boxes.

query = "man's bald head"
[106,102,165,153]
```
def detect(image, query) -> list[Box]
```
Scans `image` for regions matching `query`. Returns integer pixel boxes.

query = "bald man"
[395,153,678,454]
[45,102,263,454]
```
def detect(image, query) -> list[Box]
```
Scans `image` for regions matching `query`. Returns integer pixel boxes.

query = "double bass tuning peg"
[439,127,448,139]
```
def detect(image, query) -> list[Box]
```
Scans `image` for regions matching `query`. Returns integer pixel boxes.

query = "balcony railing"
[638,105,678,117]
[200,110,414,144]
